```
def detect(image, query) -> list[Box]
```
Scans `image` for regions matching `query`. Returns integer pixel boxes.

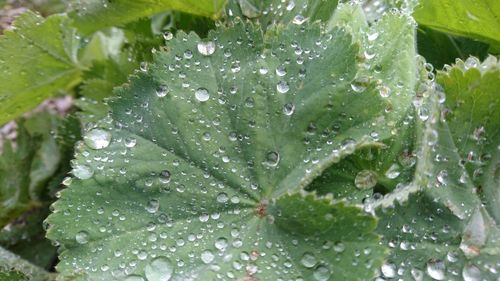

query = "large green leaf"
[0,11,83,125]
[413,0,500,48]
[43,15,426,279]
[68,0,227,35]
[436,56,500,224]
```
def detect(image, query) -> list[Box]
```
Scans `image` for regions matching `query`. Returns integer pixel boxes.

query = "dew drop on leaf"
[300,252,317,268]
[426,259,446,280]
[462,264,481,281]
[197,41,216,56]
[277,81,290,93]
[381,261,397,278]
[201,250,215,264]
[283,103,295,116]
[313,265,331,281]
[264,151,280,167]
[145,199,160,214]
[159,170,171,183]
[84,128,111,150]
[354,170,377,189]
[124,137,137,148]
[75,231,89,244]
[384,164,401,179]
[292,15,307,25]
[156,84,169,97]
[163,31,173,41]
[195,88,210,102]
[411,268,424,281]
[144,256,173,281]
[72,164,94,179]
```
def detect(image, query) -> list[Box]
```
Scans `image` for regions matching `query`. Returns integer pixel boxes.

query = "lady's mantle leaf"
[45,18,415,280]
[0,11,83,126]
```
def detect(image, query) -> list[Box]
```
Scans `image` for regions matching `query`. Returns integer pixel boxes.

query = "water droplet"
[411,268,424,281]
[283,103,295,116]
[462,264,482,281]
[163,31,173,41]
[201,250,214,264]
[378,85,391,98]
[231,62,241,73]
[293,15,307,25]
[437,170,448,185]
[300,252,317,268]
[381,261,397,278]
[264,151,280,167]
[384,164,401,179]
[354,170,377,189]
[156,85,169,97]
[159,170,171,184]
[426,259,446,280]
[145,256,173,281]
[73,164,94,179]
[277,81,289,93]
[124,137,137,148]
[367,32,379,41]
[84,128,111,149]
[333,242,345,253]
[145,199,160,213]
[75,231,89,244]
[216,192,229,203]
[313,265,330,281]
[195,88,210,102]
[276,66,287,77]
[197,41,216,56]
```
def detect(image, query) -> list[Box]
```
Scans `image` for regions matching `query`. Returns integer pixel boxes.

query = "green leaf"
[436,56,500,224]
[413,0,500,48]
[0,11,83,125]
[417,26,489,70]
[0,123,42,227]
[376,192,499,280]
[44,17,420,279]
[0,246,54,281]
[69,0,227,35]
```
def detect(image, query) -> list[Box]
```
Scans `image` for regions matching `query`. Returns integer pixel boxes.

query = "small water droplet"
[145,199,160,213]
[381,261,397,278]
[163,31,173,41]
[283,103,295,116]
[293,15,307,25]
[124,137,137,148]
[197,41,216,56]
[84,128,111,150]
[263,151,280,167]
[195,88,210,102]
[145,256,173,281]
[384,164,401,179]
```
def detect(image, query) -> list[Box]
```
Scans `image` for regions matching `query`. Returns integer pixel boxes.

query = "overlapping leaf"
[68,0,227,35]
[0,11,83,125]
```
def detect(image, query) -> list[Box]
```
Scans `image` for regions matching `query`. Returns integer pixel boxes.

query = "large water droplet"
[84,129,111,150]
[313,265,330,281]
[277,81,289,93]
[73,164,94,179]
[195,88,210,102]
[145,256,173,281]
[75,231,89,244]
[354,170,377,189]
[201,250,214,264]
[197,41,216,56]
[381,261,397,278]
[300,252,317,268]
[426,259,446,280]
[263,151,280,167]
[156,85,169,97]
[462,264,481,281]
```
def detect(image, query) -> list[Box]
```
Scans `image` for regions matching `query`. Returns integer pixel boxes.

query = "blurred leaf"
[0,246,53,281]
[0,11,83,125]
[414,0,500,48]
[417,26,489,70]
[68,0,227,35]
